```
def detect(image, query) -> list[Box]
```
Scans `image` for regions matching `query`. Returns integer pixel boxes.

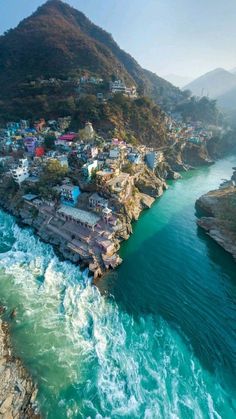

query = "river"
[0,155,236,418]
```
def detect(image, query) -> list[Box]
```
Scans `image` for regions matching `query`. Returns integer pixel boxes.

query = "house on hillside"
[82,160,98,179]
[24,137,37,155]
[145,151,163,171]
[109,80,137,98]
[11,159,29,184]
[89,193,109,212]
[127,152,141,164]
[59,185,81,207]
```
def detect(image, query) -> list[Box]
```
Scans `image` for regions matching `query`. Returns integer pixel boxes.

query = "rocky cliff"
[165,141,214,172]
[196,170,236,260]
[0,311,40,419]
[207,130,236,159]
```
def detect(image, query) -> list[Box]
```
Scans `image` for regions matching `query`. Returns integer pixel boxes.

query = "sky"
[0,0,235,81]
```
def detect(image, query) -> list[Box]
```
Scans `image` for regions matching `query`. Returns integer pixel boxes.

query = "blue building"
[60,185,81,207]
[145,151,162,171]
[127,152,141,164]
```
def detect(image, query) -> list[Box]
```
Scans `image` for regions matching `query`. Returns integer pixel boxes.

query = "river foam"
[0,209,235,418]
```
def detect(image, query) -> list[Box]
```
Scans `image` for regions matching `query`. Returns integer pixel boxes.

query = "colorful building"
[24,137,37,155]
[145,151,163,171]
[60,185,81,207]
[35,147,45,157]
[82,160,98,179]
[11,159,29,184]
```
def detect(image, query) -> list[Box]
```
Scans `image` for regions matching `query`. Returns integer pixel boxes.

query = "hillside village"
[0,103,218,279]
[0,0,229,280]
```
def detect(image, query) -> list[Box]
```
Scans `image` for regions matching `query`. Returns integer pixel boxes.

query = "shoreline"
[0,307,40,418]
[196,167,236,261]
[0,184,162,282]
[0,153,234,418]
[0,163,169,280]
[0,144,216,280]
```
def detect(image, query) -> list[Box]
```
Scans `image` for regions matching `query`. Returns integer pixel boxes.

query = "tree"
[39,160,68,187]
[44,134,56,151]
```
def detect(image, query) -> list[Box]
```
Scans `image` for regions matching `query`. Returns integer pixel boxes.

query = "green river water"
[0,155,236,418]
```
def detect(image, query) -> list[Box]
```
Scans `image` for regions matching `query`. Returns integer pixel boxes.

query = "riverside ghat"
[0,162,165,280]
[0,118,218,279]
[0,155,236,419]
[20,196,122,279]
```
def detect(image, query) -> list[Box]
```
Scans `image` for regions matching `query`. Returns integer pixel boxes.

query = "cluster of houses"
[23,73,138,105]
[0,116,166,216]
[167,114,214,144]
[0,112,216,276]
[0,112,216,193]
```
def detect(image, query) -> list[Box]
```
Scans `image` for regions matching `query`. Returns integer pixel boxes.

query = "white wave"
[0,210,234,419]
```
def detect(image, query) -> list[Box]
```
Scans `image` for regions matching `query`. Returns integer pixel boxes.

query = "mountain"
[184,68,236,98]
[164,74,193,88]
[217,87,236,110]
[0,0,221,134]
[0,0,184,116]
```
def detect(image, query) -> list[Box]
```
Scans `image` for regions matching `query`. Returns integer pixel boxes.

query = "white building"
[109,80,137,98]
[11,159,29,184]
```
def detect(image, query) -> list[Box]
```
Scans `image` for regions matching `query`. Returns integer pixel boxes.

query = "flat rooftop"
[89,193,108,205]
[57,205,100,227]
[22,193,38,201]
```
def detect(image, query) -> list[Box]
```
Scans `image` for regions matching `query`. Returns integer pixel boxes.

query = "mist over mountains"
[184,68,236,110]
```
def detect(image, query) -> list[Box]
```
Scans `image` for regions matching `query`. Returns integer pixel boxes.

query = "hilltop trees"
[176,96,222,125]
[39,160,68,187]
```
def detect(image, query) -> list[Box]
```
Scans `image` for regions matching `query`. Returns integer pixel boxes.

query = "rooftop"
[61,184,79,191]
[58,133,77,141]
[22,193,38,201]
[89,193,108,206]
[57,205,100,227]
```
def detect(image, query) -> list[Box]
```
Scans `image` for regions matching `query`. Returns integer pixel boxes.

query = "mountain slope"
[164,74,193,88]
[217,86,236,110]
[0,0,221,131]
[0,0,183,109]
[0,0,133,88]
[184,68,236,98]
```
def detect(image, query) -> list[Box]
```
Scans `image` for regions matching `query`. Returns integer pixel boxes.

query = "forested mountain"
[0,0,221,136]
[0,0,184,114]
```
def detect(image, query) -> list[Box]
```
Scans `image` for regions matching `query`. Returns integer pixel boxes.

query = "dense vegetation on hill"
[0,0,184,116]
[71,94,168,146]
[0,0,222,135]
[176,96,223,125]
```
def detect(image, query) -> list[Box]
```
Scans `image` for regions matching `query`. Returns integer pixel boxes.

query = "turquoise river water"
[0,155,236,418]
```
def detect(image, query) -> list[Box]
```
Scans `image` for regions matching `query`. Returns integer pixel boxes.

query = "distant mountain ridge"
[184,68,236,99]
[217,87,236,110]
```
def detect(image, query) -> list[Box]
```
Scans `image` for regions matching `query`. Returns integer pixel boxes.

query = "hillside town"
[0,108,217,279]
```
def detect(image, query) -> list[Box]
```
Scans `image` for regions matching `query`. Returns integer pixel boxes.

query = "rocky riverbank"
[0,140,215,279]
[196,168,236,261]
[0,169,165,280]
[0,309,40,419]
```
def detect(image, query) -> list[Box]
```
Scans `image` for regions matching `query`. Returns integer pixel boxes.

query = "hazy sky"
[0,0,235,79]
